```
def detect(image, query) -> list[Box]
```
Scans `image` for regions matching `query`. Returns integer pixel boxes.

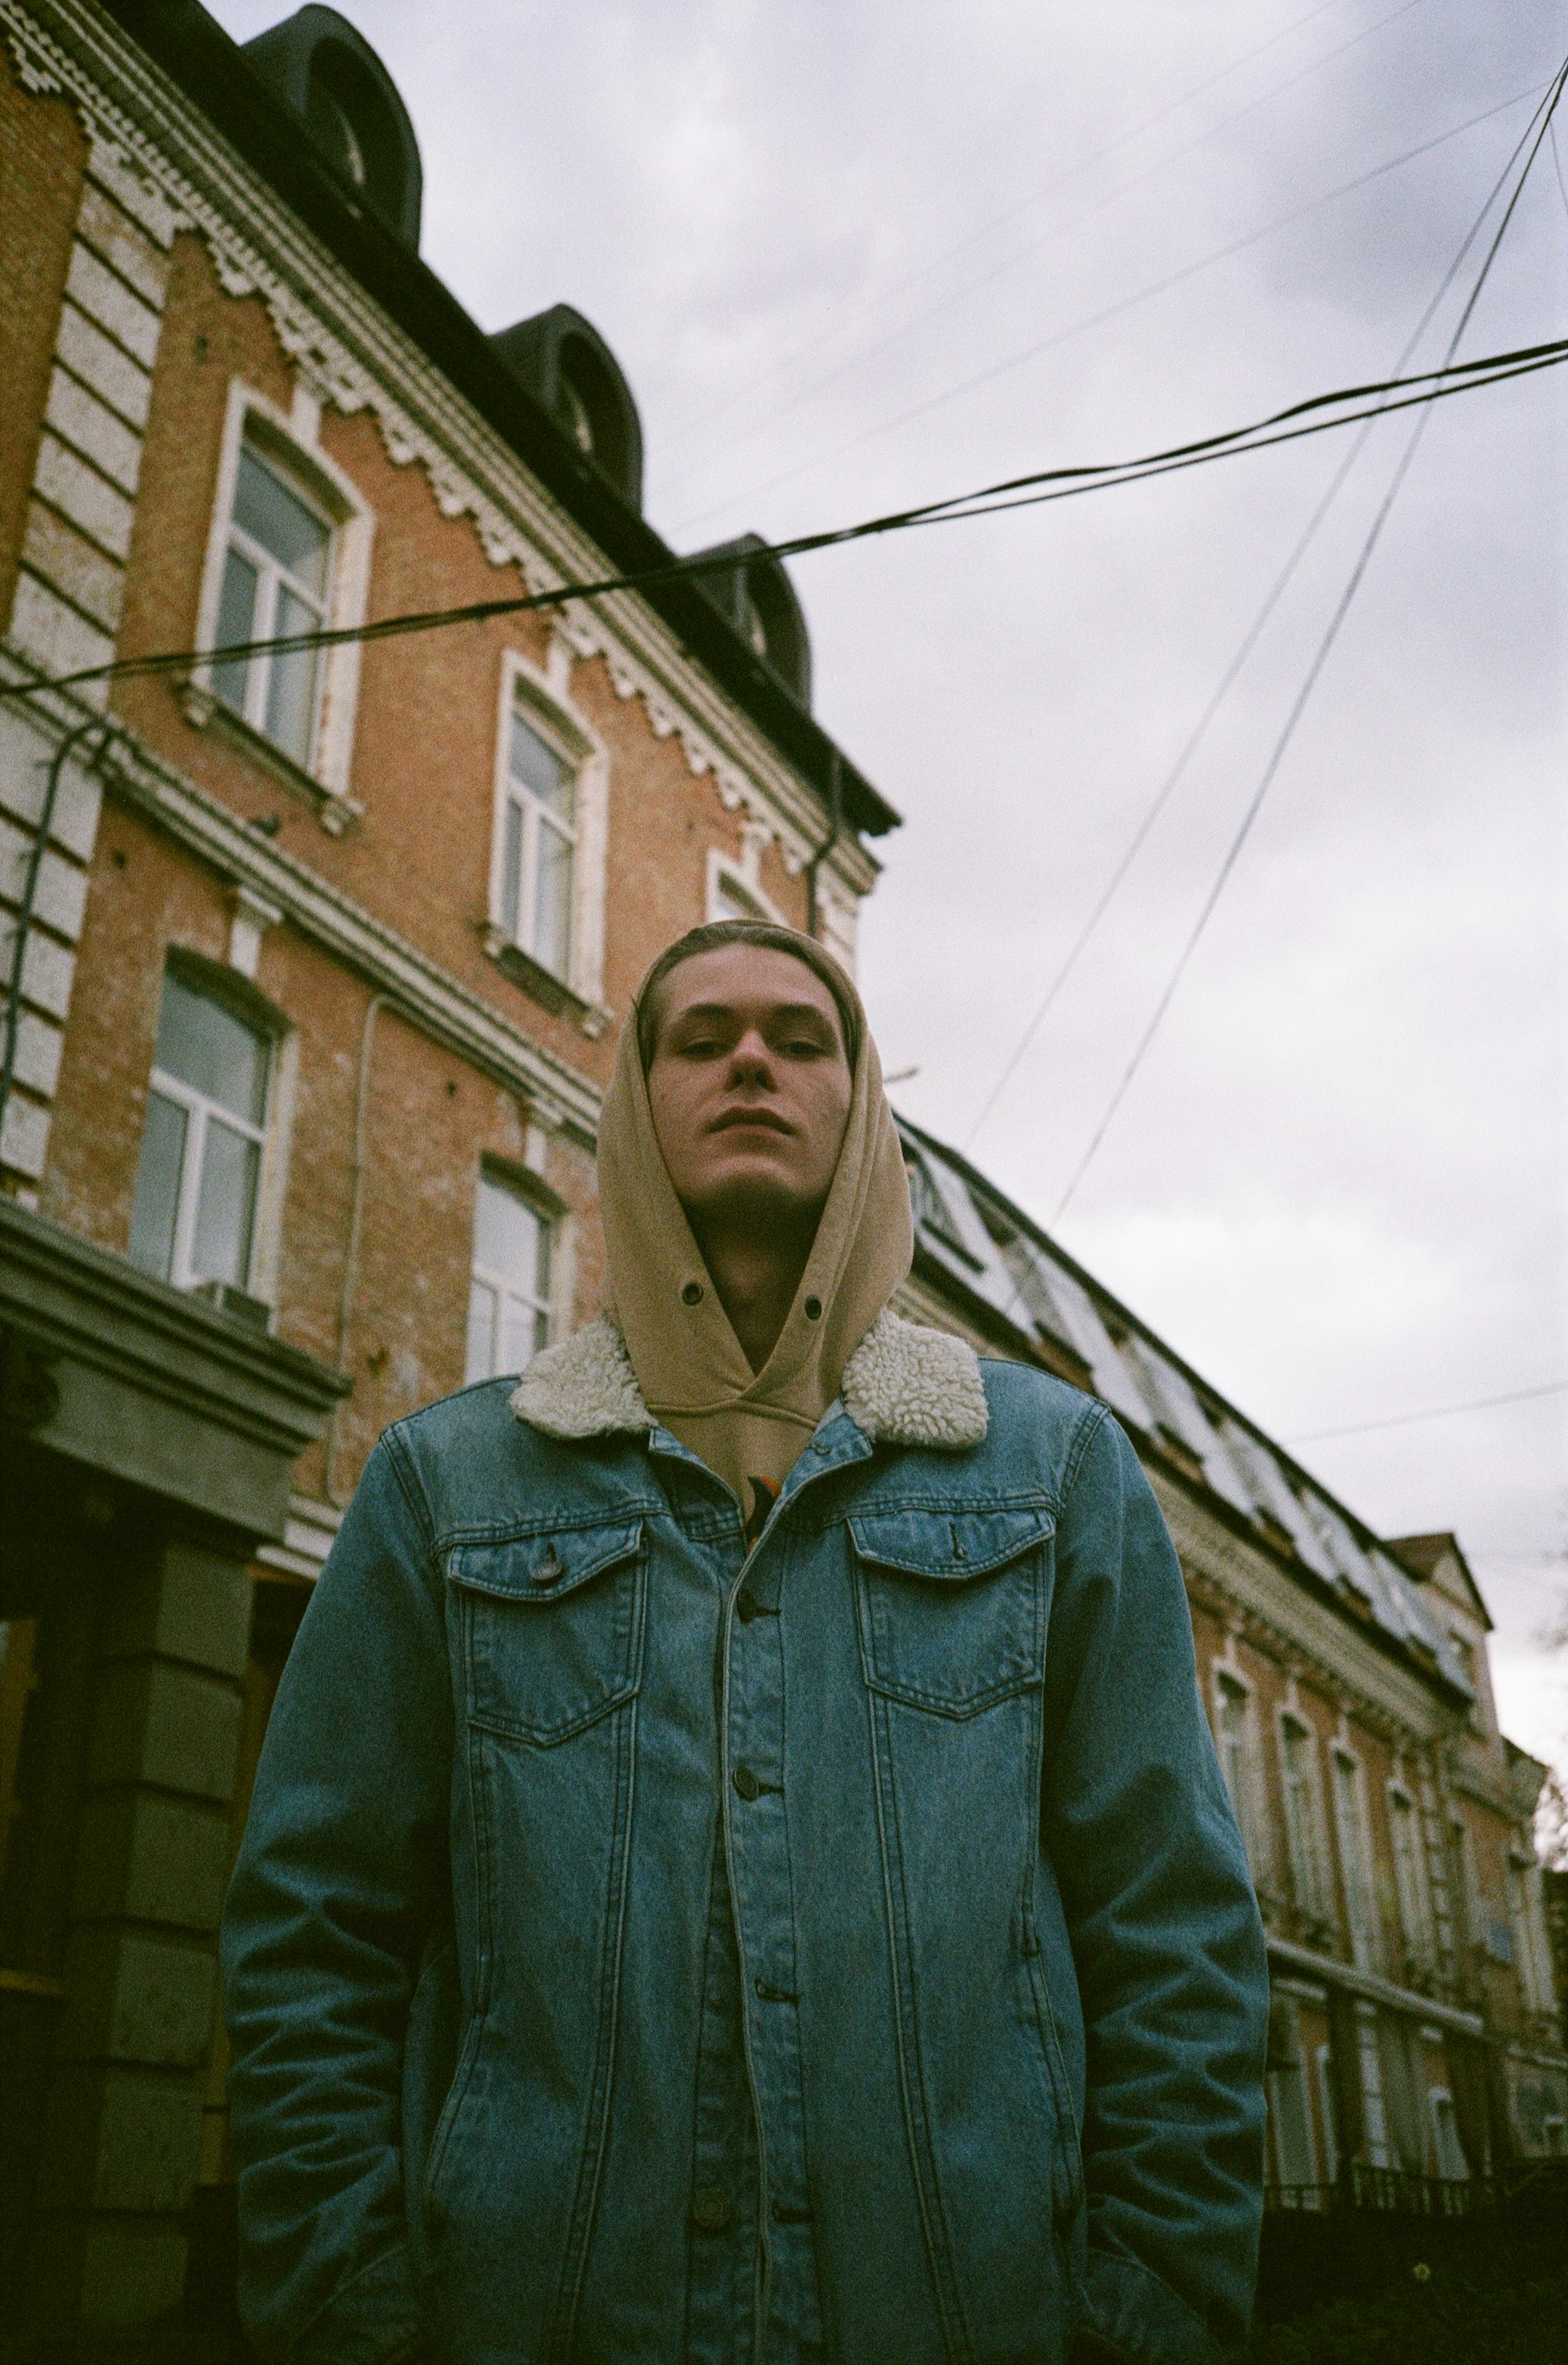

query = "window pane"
[193,1118,261,1288]
[475,1173,543,1288]
[213,546,258,714]
[509,713,573,821]
[502,1297,549,1375]
[233,443,329,595]
[128,1089,187,1279]
[465,1279,496,1384]
[264,588,320,766]
[155,975,269,1126]
[501,797,522,941]
[532,816,573,978]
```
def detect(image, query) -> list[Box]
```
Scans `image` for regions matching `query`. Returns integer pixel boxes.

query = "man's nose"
[727,1030,775,1083]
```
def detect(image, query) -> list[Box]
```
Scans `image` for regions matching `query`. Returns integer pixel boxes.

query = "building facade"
[890,1127,1568,2195]
[0,0,1560,2348]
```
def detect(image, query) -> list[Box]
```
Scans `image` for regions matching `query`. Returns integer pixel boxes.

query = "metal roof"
[896,1118,1473,1707]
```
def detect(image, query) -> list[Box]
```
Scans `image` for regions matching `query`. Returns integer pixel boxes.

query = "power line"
[671,74,1543,536]
[657,0,1428,493]
[1046,55,1568,1227]
[1288,1379,1568,1443]
[964,65,1553,1154]
[4,334,1561,715]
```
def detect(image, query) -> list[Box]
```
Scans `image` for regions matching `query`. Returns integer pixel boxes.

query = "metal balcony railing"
[1265,2167,1495,2218]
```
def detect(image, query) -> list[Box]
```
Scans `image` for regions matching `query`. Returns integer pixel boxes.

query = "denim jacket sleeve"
[1042,1408,1269,2365]
[221,1429,449,2365]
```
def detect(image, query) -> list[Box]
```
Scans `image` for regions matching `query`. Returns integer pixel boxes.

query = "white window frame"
[1314,2042,1340,2182]
[1387,1780,1436,1972]
[1428,2088,1470,2180]
[1277,1708,1331,1922]
[464,1163,563,1384]
[1331,1745,1379,1971]
[1506,1850,1556,2015]
[131,960,289,1303]
[189,380,374,818]
[706,826,784,926]
[486,649,609,1012]
[1211,1665,1270,1887]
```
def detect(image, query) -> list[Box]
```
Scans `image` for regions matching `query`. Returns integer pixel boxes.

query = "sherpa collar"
[510,1308,988,1454]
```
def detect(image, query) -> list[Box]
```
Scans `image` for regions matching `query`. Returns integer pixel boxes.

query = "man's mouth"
[710,1108,793,1136]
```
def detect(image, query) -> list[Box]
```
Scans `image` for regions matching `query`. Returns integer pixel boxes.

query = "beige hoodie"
[595,941,914,1526]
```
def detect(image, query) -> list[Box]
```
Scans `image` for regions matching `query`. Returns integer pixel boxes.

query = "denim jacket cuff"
[1081,2246,1232,2365]
[285,2240,427,2365]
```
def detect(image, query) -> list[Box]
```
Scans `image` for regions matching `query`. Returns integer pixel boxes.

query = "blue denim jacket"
[222,1312,1268,2365]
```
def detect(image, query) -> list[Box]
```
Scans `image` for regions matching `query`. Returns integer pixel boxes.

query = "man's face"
[646,945,853,1237]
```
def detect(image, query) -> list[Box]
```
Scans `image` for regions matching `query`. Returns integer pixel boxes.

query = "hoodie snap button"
[682,1281,704,1306]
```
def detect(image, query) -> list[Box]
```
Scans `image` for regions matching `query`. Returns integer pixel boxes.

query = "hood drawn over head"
[596,929,914,1516]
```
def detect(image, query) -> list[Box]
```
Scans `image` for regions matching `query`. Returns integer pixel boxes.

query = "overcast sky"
[209,0,1567,1775]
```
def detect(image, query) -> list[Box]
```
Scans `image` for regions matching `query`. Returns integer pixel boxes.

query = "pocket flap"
[449,1519,644,1602]
[849,1506,1054,1583]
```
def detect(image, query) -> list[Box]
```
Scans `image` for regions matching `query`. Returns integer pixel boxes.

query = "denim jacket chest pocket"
[849,1505,1053,1717]
[447,1519,646,1745]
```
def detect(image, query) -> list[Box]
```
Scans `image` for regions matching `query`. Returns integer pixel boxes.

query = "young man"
[223,920,1268,2365]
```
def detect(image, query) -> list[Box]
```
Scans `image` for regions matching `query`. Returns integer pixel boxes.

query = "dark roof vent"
[688,533,812,708]
[243,6,422,246]
[490,306,644,511]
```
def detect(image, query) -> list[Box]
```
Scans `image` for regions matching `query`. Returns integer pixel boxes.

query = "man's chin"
[681,1175,825,1243]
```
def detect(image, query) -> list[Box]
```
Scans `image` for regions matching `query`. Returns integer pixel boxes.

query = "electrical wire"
[1045,54,1568,1228]
[1287,1378,1568,1442]
[963,71,1554,1153]
[3,333,1563,716]
[670,74,1543,536]
[657,0,1430,493]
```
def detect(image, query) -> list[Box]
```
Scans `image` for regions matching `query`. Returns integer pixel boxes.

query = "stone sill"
[178,682,363,837]
[481,926,608,1039]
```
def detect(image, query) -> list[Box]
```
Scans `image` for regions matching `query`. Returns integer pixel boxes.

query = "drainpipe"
[0,716,116,1136]
[325,991,388,1507]
[803,750,843,944]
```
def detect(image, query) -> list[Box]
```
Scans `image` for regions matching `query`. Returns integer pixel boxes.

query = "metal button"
[691,2187,731,2232]
[532,1547,563,1585]
[803,1295,822,1320]
[731,1763,761,1801]
[735,1587,759,1623]
[682,1281,704,1306]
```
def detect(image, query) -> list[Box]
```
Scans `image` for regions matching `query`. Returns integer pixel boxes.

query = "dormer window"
[489,307,645,510]
[307,69,367,190]
[688,534,812,706]
[243,8,424,246]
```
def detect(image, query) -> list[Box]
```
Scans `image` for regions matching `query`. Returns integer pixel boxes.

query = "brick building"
[0,0,1560,2347]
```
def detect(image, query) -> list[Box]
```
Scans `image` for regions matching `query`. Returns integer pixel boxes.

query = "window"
[1279,1714,1329,1919]
[465,1170,553,1382]
[1389,1788,1434,1969]
[1506,1854,1556,2014]
[1215,1673,1266,1878]
[1314,2043,1339,2181]
[212,440,332,768]
[1430,2090,1469,2180]
[1269,2060,1317,2189]
[500,708,577,980]
[1331,1750,1378,1970]
[128,971,271,1294]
